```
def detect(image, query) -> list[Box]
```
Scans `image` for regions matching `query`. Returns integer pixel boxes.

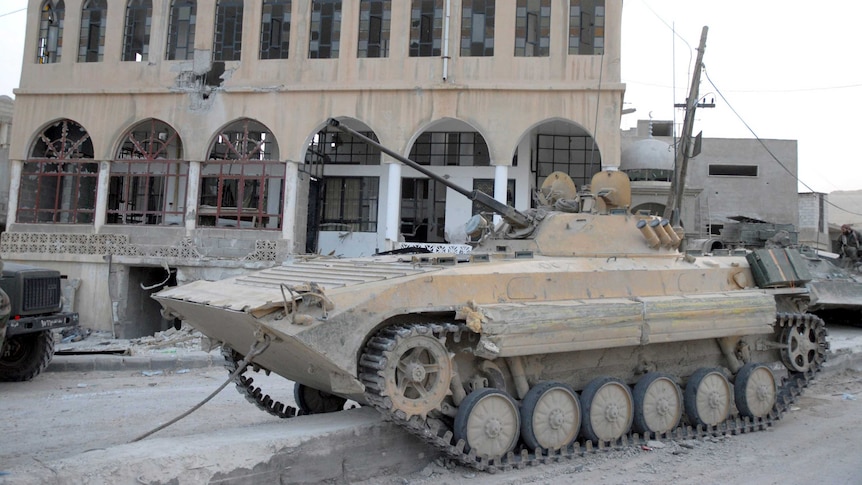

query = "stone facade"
[4,0,623,336]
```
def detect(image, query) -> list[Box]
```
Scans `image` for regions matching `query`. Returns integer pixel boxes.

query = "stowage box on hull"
[746,248,812,288]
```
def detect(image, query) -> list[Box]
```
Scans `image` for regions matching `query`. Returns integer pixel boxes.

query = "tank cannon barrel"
[327,119,532,229]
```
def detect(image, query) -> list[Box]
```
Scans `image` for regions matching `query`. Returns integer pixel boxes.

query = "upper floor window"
[109,119,187,226]
[37,0,64,64]
[309,0,341,59]
[708,165,758,177]
[260,0,291,59]
[78,0,107,62]
[461,0,494,57]
[569,0,604,55]
[410,0,442,57]
[166,0,196,60]
[515,0,550,57]
[123,0,152,62]
[19,120,97,224]
[358,0,390,58]
[214,0,243,61]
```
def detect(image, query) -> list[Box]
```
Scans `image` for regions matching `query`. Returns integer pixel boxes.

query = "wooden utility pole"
[664,26,708,226]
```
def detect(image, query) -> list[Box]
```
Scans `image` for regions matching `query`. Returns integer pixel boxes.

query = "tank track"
[221,346,302,419]
[357,312,829,473]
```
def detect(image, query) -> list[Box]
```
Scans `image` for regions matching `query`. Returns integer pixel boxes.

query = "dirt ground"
[2,360,860,484]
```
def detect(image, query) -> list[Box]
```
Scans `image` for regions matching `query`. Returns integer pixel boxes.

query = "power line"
[703,67,862,218]
[0,8,26,19]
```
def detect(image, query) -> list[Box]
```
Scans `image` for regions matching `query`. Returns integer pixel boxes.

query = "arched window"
[166,0,196,60]
[109,119,187,225]
[123,0,152,62]
[78,0,107,62]
[37,0,64,64]
[200,120,284,230]
[409,0,441,57]
[19,120,97,223]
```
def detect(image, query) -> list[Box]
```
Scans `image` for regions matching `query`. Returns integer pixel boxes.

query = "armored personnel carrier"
[154,120,827,471]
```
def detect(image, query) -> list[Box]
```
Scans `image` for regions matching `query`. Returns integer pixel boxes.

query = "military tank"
[153,119,828,471]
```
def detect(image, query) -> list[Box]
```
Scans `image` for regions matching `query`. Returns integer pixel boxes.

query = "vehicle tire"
[0,330,55,382]
[734,363,776,419]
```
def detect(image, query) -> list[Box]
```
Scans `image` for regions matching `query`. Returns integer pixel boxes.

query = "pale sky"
[1,0,859,194]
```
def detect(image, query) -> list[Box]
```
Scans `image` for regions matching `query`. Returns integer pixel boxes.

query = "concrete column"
[282,160,299,251]
[6,160,22,231]
[185,161,201,235]
[493,164,508,225]
[94,160,110,231]
[385,160,402,246]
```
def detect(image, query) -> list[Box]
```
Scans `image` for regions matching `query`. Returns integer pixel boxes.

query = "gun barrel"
[327,119,532,229]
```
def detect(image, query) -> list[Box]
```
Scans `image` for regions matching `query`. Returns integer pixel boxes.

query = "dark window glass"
[708,165,758,177]
[358,0,390,58]
[514,0,550,57]
[461,0,494,57]
[410,0,442,57]
[568,0,604,55]
[37,0,65,64]
[166,0,196,60]
[78,0,107,62]
[309,0,341,59]
[123,0,152,61]
[214,0,244,61]
[260,0,291,59]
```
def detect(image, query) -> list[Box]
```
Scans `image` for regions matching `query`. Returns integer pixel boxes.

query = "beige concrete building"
[621,120,801,249]
[2,0,623,336]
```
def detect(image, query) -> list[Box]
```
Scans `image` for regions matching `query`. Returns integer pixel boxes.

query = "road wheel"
[520,381,581,451]
[632,372,683,435]
[0,330,54,382]
[294,383,347,414]
[454,388,520,459]
[734,363,776,418]
[684,368,732,427]
[580,377,634,443]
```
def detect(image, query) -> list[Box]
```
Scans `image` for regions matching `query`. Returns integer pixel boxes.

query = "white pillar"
[6,160,22,231]
[185,161,201,235]
[385,160,402,246]
[282,161,299,252]
[94,161,110,231]
[493,164,508,225]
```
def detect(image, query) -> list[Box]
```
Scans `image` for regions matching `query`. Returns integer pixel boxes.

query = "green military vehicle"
[0,261,79,382]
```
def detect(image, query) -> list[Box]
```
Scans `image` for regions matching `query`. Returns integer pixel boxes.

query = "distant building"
[3,0,623,337]
[621,120,800,249]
